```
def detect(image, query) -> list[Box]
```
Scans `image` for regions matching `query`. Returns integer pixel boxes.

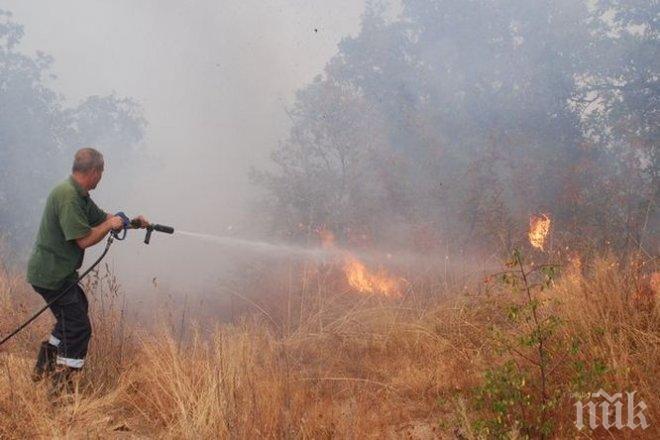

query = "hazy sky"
[4,0,365,290]
[5,0,364,220]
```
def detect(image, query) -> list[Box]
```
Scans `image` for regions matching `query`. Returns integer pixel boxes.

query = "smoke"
[2,0,657,296]
[3,0,365,291]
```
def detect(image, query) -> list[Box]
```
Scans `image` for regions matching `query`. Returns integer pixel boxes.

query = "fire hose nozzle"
[111,212,174,244]
[153,224,174,234]
[144,224,175,244]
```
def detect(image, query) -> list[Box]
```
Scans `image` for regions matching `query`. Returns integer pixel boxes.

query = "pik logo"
[575,390,650,431]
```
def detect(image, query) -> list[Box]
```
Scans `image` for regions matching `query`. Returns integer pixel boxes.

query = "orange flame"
[528,214,551,250]
[343,255,402,297]
[315,227,402,297]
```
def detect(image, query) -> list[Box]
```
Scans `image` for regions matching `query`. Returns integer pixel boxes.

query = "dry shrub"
[552,257,659,435]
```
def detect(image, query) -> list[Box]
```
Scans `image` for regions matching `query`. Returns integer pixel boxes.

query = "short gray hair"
[72,148,104,173]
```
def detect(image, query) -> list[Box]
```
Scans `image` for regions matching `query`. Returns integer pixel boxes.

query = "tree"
[574,0,659,252]
[257,0,657,256]
[0,10,146,253]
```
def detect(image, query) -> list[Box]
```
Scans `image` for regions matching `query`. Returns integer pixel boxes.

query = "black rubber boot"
[49,366,78,399]
[32,341,58,382]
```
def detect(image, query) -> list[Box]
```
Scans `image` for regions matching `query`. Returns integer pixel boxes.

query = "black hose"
[0,235,115,347]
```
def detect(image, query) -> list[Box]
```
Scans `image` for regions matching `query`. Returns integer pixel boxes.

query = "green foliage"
[474,360,531,438]
[474,249,619,438]
[571,356,608,395]
[474,249,563,438]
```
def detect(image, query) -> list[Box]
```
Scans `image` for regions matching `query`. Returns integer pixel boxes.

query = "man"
[26,147,148,389]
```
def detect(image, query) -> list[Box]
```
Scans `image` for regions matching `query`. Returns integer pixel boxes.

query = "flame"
[344,255,402,297]
[528,214,551,250]
[315,227,402,297]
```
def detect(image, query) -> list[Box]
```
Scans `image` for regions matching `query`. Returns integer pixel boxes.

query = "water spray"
[175,230,340,259]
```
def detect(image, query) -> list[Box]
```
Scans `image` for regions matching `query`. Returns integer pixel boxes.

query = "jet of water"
[176,230,342,260]
[174,230,465,271]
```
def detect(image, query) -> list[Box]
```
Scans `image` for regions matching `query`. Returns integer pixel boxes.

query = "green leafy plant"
[475,249,562,439]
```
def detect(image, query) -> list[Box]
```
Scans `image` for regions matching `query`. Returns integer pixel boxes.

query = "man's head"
[72,148,104,190]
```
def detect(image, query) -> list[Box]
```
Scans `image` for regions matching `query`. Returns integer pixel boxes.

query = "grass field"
[0,254,657,439]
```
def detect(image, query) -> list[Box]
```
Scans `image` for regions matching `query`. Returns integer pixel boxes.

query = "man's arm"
[76,216,123,249]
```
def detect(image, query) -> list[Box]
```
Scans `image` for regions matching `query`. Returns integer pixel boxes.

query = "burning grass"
[528,214,551,251]
[0,254,658,438]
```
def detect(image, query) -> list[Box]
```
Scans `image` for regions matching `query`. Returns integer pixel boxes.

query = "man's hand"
[108,215,124,230]
[76,215,124,250]
[134,215,150,229]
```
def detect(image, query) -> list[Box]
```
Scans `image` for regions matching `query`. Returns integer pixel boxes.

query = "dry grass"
[0,255,657,439]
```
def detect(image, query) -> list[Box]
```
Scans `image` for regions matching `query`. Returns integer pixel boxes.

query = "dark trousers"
[32,284,92,369]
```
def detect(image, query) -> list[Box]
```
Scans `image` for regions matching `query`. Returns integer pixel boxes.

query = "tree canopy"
[256,0,658,257]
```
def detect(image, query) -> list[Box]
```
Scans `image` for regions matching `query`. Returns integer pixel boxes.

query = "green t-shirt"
[27,176,107,290]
